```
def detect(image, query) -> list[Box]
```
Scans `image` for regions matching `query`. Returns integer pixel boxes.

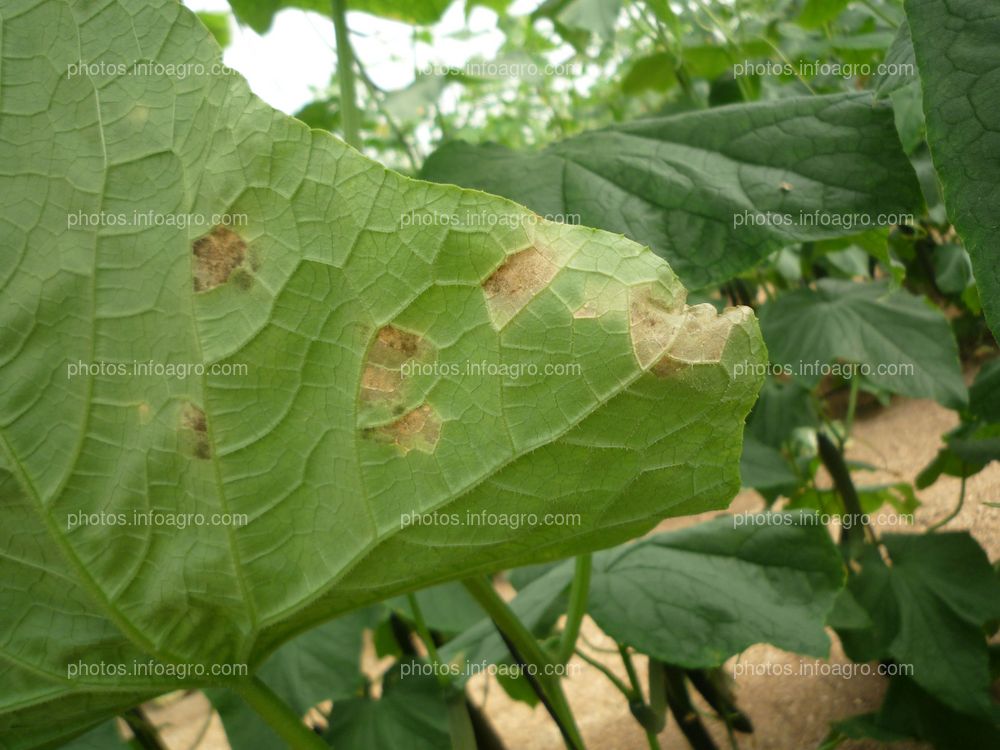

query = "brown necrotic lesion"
[181,403,211,460]
[358,326,442,453]
[481,246,560,328]
[192,226,249,292]
[362,402,441,455]
[629,284,750,377]
[360,325,428,405]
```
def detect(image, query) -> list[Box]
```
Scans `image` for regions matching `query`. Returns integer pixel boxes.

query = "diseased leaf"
[586,513,845,668]
[758,279,967,408]
[906,0,1000,340]
[0,1,766,745]
[421,94,922,288]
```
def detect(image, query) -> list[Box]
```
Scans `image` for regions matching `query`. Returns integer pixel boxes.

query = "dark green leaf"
[875,20,916,96]
[906,0,1000,340]
[587,513,845,668]
[422,94,921,289]
[759,279,967,408]
[883,533,1000,718]
[322,667,451,750]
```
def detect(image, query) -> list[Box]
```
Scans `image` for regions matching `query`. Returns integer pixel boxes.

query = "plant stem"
[407,593,479,750]
[122,707,167,750]
[233,677,327,750]
[575,647,633,699]
[497,627,583,750]
[929,472,968,531]
[557,554,592,664]
[662,666,720,750]
[843,375,860,445]
[619,648,662,749]
[331,0,360,149]
[817,430,873,551]
[407,594,446,681]
[618,644,644,701]
[354,62,420,173]
[463,576,586,750]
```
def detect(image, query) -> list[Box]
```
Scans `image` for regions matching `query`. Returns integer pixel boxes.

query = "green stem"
[407,594,477,750]
[575,647,633,699]
[407,593,446,681]
[928,471,968,531]
[843,375,860,445]
[620,647,662,749]
[557,554,592,664]
[332,0,360,149]
[234,678,327,750]
[618,644,644,701]
[463,576,586,750]
[817,430,873,551]
[122,707,167,750]
[354,62,419,173]
[662,667,719,750]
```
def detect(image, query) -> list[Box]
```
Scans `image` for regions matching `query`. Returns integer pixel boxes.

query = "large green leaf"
[322,667,451,750]
[758,279,967,408]
[837,534,1000,720]
[421,94,922,289]
[226,0,451,34]
[0,0,765,745]
[210,607,373,749]
[881,533,1000,719]
[586,512,845,668]
[906,0,1000,340]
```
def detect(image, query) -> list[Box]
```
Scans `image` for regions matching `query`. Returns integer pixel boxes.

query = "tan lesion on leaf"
[482,246,560,328]
[629,284,750,377]
[360,325,430,405]
[181,403,211,460]
[363,403,441,455]
[192,225,250,292]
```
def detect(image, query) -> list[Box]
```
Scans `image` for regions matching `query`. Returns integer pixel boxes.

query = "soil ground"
[140,391,1000,750]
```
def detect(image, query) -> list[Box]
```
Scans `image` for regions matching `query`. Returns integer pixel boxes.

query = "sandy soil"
[135,392,999,750]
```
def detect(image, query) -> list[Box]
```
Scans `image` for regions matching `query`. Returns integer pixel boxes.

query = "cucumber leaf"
[0,1,765,745]
[421,94,922,289]
[906,0,1000,340]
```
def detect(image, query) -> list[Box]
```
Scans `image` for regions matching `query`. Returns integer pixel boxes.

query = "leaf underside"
[0,0,764,746]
